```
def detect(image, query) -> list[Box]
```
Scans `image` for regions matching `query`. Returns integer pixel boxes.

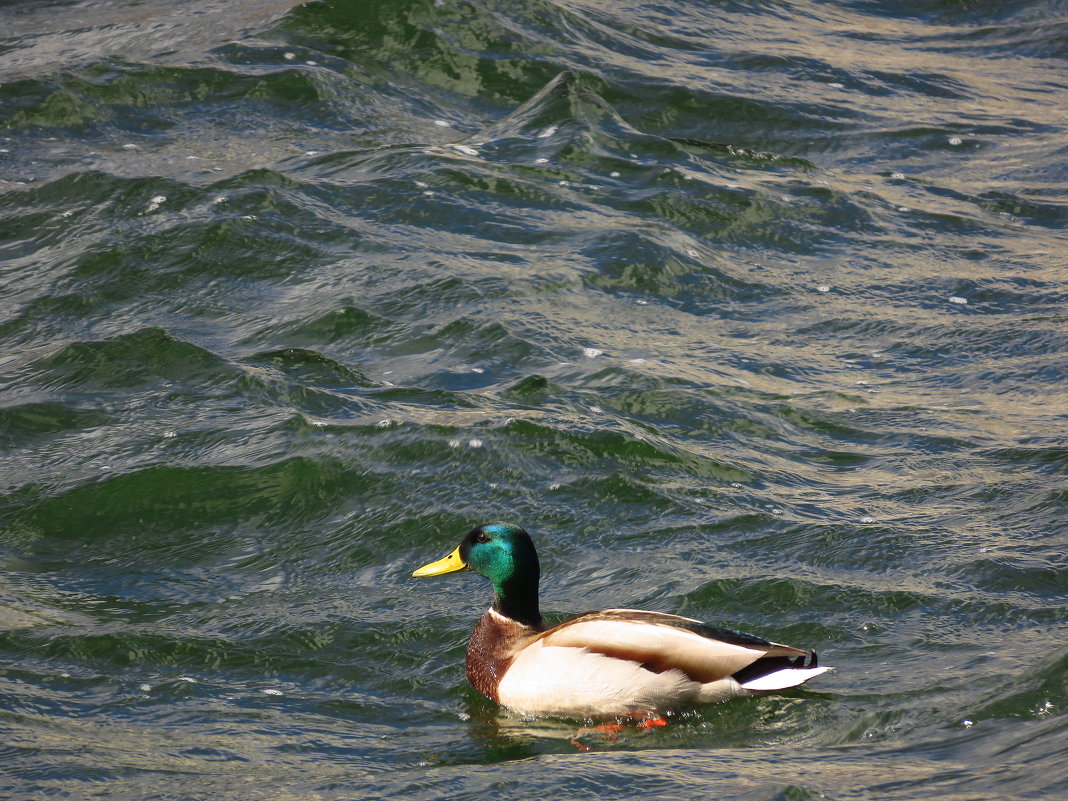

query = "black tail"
[730,649,817,685]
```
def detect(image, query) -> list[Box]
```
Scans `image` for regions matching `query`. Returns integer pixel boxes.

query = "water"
[1,0,1066,797]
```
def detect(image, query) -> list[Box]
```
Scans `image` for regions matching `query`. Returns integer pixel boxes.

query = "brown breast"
[465,609,540,702]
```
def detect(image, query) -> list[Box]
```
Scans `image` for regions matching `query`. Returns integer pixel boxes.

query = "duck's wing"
[536,608,811,683]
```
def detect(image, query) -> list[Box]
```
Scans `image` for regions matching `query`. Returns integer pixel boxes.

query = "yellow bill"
[412,545,466,577]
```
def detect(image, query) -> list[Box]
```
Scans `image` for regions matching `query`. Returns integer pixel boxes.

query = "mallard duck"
[413,523,830,719]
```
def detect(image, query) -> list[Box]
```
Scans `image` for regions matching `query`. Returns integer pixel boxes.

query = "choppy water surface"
[1,0,1066,798]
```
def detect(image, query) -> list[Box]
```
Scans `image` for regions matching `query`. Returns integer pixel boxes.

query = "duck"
[413,523,831,719]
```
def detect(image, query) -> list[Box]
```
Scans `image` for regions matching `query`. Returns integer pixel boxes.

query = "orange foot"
[571,717,667,749]
[570,721,627,750]
[574,722,624,740]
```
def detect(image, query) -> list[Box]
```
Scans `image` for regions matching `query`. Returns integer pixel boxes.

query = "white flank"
[739,665,832,692]
[696,677,747,703]
[497,641,698,718]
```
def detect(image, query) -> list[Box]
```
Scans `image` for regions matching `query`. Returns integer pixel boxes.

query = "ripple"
[0,402,113,447]
[2,0,1067,796]
[34,327,232,390]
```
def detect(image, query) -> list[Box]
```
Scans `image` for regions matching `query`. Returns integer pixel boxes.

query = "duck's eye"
[475,531,490,544]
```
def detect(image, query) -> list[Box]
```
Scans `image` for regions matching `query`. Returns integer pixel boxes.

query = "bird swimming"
[413,523,830,719]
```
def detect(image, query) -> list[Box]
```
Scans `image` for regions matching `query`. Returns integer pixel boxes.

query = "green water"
[1,0,1066,798]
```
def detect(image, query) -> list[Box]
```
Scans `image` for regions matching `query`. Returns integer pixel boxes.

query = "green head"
[413,523,542,627]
